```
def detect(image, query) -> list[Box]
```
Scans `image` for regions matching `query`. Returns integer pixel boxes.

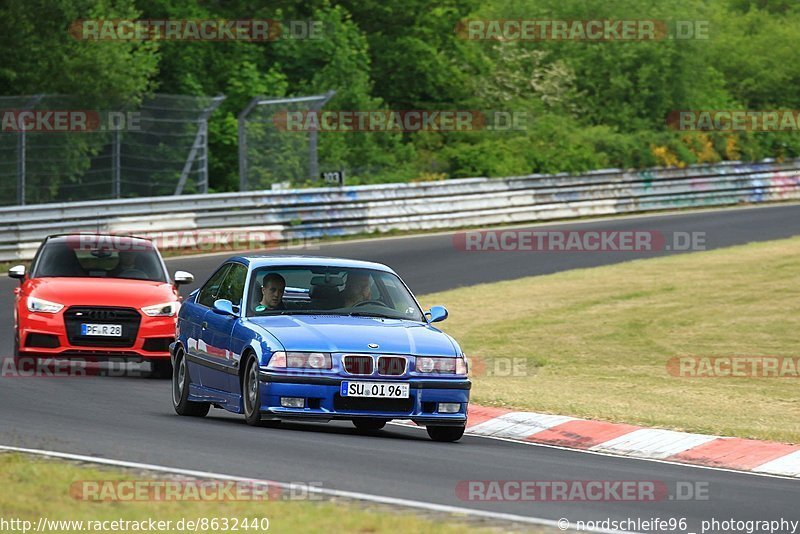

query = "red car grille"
[377,356,406,376]
[63,307,141,348]
[343,355,373,375]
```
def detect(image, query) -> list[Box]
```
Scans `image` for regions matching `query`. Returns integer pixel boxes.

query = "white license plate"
[341,381,410,398]
[81,323,122,337]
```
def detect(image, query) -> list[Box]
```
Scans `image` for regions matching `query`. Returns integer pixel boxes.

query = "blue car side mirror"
[213,299,236,316]
[426,305,448,323]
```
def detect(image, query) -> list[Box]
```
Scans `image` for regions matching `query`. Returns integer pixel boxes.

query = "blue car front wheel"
[243,357,262,426]
[242,356,280,428]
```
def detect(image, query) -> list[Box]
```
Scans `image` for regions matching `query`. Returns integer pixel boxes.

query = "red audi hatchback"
[9,234,194,377]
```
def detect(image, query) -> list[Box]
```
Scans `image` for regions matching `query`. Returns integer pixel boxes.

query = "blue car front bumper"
[258,371,470,426]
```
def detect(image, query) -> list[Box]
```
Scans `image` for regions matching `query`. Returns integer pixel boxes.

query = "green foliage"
[1,0,799,193]
[270,4,413,183]
[0,0,158,104]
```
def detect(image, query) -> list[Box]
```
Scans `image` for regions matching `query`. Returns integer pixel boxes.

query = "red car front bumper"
[18,308,176,362]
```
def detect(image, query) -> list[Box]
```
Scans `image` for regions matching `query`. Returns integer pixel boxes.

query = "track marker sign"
[321,170,344,186]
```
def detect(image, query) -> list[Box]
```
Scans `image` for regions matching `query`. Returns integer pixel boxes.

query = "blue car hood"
[247,315,457,356]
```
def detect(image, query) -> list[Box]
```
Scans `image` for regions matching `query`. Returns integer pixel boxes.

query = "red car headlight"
[26,296,64,314]
[141,301,181,317]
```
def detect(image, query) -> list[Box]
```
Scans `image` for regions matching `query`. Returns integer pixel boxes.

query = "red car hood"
[26,277,177,308]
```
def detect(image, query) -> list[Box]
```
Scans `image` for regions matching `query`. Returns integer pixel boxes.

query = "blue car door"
[190,264,231,388]
[199,262,248,393]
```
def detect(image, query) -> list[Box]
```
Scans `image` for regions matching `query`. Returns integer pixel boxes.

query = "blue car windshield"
[247,266,425,322]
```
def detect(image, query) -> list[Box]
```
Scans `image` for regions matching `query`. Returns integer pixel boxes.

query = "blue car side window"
[197,264,232,308]
[216,263,248,313]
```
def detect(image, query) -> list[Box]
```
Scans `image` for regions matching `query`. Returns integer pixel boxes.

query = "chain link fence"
[1,90,418,206]
[128,94,225,198]
[0,94,224,206]
[0,96,32,205]
[238,91,335,191]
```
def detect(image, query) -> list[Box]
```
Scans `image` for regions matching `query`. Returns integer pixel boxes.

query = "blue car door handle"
[202,321,208,329]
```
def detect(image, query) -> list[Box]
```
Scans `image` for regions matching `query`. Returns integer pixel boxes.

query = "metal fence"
[1,159,799,262]
[2,90,409,205]
[237,91,417,188]
[238,91,335,191]
[0,94,224,206]
[125,94,225,197]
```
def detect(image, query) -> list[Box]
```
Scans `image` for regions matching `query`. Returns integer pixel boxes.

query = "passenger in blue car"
[255,273,286,313]
[342,271,371,307]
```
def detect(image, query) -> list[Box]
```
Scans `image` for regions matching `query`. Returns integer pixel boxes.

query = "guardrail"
[1,159,799,262]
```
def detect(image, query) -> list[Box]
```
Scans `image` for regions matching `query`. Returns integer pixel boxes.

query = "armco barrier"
[0,159,799,262]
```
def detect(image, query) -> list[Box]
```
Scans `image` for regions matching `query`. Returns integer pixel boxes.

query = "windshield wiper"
[348,311,400,320]
[254,311,342,316]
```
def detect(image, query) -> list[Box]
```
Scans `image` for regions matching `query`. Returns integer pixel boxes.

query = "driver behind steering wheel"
[113,250,147,279]
[342,272,372,307]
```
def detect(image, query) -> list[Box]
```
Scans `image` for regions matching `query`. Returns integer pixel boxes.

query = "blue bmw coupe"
[171,256,470,441]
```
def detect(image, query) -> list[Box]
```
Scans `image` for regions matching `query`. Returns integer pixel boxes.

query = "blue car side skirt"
[187,382,244,413]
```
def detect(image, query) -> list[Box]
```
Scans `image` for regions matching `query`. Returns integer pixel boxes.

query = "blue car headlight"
[416,355,468,376]
[267,351,332,370]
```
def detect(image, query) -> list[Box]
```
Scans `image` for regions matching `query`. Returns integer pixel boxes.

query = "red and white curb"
[413,405,800,478]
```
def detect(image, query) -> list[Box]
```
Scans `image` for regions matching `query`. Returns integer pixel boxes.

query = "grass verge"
[0,453,530,533]
[421,236,800,443]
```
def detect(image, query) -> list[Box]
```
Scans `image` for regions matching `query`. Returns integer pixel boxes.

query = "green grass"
[0,453,531,533]
[420,236,800,443]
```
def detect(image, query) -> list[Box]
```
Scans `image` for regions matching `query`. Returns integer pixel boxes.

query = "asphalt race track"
[2,204,800,531]
[168,203,800,295]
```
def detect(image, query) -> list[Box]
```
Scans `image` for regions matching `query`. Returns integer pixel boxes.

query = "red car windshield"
[32,237,168,282]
